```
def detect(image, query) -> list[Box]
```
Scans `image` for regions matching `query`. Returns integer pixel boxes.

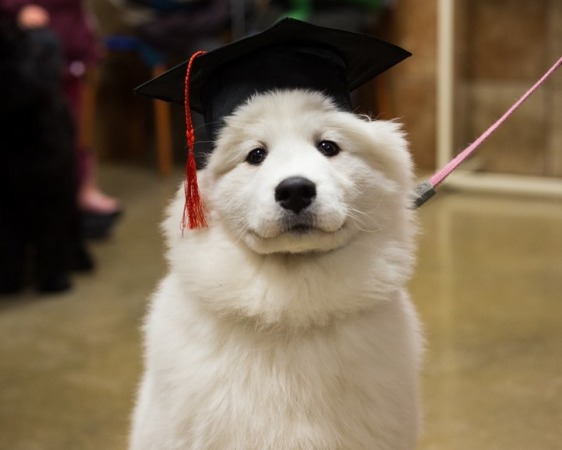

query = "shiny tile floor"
[1,164,561,450]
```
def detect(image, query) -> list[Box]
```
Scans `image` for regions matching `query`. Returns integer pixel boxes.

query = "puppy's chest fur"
[142,273,418,450]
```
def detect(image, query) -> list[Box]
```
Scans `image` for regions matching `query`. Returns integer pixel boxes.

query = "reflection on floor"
[1,164,561,450]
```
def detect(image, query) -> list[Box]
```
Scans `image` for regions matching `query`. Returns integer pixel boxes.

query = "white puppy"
[129,90,422,450]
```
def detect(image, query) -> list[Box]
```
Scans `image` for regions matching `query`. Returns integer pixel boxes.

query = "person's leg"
[64,72,121,215]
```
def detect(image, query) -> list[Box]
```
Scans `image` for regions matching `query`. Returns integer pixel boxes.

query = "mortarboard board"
[136,18,411,137]
[135,18,411,230]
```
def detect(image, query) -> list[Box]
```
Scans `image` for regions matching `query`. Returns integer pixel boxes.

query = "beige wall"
[455,0,562,178]
[385,0,561,175]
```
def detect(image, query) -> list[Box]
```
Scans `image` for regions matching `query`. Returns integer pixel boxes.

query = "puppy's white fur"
[129,91,422,450]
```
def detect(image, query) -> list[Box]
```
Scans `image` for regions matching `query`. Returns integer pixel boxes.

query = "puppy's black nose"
[275,176,316,214]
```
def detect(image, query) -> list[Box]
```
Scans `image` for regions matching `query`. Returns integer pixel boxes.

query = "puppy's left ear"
[367,119,415,184]
[367,120,410,155]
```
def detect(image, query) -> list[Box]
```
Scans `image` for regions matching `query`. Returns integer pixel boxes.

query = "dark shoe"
[36,271,71,294]
[81,210,122,240]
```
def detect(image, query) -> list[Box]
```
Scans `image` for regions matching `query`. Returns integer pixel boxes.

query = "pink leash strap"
[412,56,562,209]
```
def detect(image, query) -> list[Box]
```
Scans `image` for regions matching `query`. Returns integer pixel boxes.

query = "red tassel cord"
[182,50,208,232]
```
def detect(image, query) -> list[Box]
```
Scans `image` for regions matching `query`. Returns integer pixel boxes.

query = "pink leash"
[413,56,562,208]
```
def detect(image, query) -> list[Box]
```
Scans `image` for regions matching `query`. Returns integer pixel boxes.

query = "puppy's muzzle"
[275,176,316,214]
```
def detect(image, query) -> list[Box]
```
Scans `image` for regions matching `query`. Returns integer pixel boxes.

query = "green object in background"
[285,0,312,21]
[284,0,384,21]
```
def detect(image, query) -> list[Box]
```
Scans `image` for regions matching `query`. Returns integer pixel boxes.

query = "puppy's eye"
[317,140,340,157]
[246,148,268,165]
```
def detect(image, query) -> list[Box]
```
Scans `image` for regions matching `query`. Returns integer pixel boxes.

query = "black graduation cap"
[135,18,411,138]
[135,18,411,231]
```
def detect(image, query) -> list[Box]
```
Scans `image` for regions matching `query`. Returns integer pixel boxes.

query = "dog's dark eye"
[246,148,268,165]
[317,140,340,157]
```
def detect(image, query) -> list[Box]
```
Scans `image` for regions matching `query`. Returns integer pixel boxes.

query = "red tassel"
[182,50,208,232]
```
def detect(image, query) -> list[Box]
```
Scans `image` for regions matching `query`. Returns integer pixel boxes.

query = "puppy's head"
[199,90,414,255]
[162,90,416,326]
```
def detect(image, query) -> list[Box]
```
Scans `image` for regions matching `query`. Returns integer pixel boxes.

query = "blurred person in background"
[0,0,122,239]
